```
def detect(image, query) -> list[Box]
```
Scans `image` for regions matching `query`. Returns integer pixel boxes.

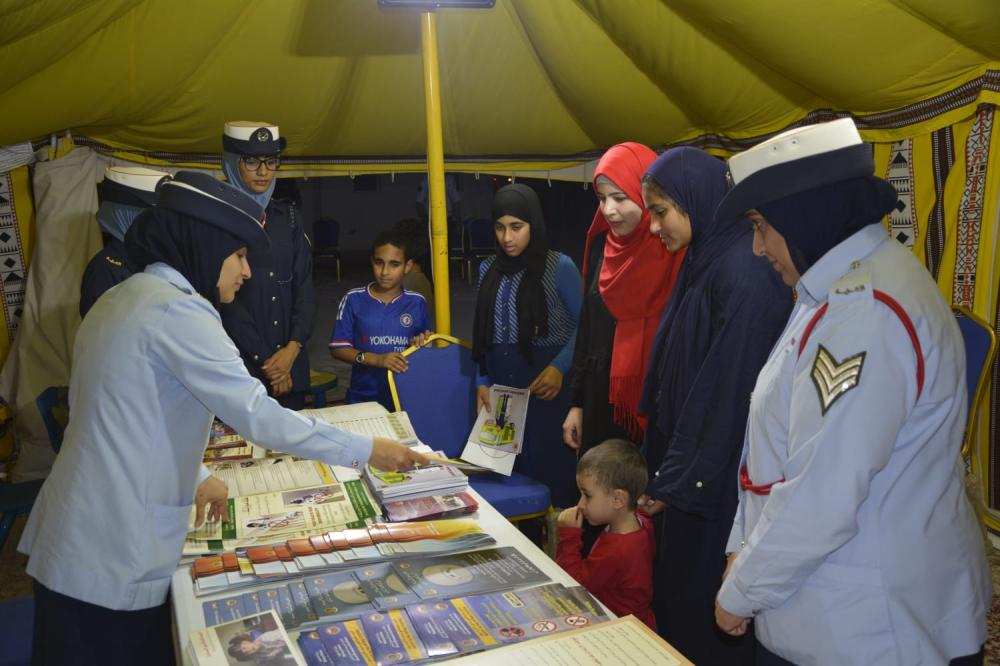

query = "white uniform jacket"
[19,264,372,611]
[718,224,990,665]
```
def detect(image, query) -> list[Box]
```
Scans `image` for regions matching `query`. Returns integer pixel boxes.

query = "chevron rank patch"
[811,344,866,415]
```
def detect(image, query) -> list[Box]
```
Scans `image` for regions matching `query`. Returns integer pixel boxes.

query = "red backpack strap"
[797,291,924,399]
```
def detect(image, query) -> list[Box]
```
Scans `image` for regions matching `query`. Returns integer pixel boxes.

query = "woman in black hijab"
[471,183,583,508]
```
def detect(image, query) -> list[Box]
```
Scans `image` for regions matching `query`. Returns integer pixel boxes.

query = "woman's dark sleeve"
[648,259,791,520]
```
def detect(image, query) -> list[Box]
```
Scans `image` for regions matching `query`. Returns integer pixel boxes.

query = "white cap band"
[104,165,168,192]
[728,117,862,185]
[223,121,281,142]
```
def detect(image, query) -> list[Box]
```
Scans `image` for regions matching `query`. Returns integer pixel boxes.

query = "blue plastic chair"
[463,218,496,284]
[35,386,69,454]
[387,334,551,522]
[312,217,342,281]
[0,596,33,665]
[953,307,998,460]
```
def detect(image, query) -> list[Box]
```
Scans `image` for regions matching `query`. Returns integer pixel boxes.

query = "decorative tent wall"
[1,0,999,524]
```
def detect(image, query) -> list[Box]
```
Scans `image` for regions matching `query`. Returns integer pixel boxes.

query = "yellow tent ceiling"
[1,0,998,165]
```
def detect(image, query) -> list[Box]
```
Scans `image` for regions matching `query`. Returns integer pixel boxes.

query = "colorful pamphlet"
[460,385,529,475]
[364,454,468,504]
[383,492,479,522]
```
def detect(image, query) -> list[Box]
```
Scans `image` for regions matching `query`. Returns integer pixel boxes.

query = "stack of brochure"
[384,491,479,522]
[203,418,254,462]
[188,609,304,666]
[191,520,496,595]
[200,547,571,638]
[295,582,608,665]
[364,455,468,504]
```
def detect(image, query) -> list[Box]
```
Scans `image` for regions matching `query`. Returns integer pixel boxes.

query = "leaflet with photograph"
[300,402,420,447]
[460,385,529,475]
[208,456,339,497]
[183,480,378,557]
[188,609,304,666]
[187,481,376,543]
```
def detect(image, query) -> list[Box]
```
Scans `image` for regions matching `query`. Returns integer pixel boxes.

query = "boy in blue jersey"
[329,230,432,410]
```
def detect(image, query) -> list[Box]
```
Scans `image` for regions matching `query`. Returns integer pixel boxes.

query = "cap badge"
[255,128,271,142]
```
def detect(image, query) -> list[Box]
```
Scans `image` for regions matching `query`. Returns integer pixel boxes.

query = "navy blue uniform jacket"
[220,198,315,395]
[80,237,131,318]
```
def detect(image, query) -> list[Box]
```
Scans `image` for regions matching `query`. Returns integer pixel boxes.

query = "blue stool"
[308,370,339,408]
[0,596,33,665]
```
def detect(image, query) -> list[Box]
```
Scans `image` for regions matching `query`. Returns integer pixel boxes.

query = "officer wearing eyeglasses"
[219,121,316,409]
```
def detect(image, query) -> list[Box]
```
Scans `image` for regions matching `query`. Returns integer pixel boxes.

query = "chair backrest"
[36,386,69,454]
[465,218,496,254]
[312,217,340,250]
[953,307,998,458]
[388,335,478,458]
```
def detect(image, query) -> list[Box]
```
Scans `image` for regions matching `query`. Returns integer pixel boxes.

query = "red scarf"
[583,143,685,440]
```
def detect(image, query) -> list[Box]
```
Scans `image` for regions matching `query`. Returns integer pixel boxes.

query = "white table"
[171,485,600,664]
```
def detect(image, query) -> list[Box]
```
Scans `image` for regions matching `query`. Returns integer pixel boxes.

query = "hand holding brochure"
[460,384,530,475]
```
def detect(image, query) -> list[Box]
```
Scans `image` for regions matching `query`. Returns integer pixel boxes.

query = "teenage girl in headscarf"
[472,183,583,508]
[19,172,423,666]
[636,148,792,664]
[563,142,684,454]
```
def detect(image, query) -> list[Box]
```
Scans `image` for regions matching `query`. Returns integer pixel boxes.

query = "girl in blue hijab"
[637,147,792,664]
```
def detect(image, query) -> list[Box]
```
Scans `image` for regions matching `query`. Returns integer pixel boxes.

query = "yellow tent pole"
[421,11,450,336]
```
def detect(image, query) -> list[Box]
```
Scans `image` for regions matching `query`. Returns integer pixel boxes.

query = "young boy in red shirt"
[556,439,656,630]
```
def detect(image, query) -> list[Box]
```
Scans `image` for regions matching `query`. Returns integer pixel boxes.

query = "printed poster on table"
[460,385,529,475]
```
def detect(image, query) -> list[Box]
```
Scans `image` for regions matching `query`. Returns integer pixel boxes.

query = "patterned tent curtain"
[872,103,1000,532]
[0,164,35,461]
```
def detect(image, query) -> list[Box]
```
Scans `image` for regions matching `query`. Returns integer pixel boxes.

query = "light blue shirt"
[19,263,372,611]
[719,224,990,665]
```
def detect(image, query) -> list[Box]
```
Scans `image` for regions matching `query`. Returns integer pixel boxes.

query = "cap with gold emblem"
[222,121,286,156]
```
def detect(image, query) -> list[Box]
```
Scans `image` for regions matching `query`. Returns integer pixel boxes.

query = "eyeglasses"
[241,155,280,171]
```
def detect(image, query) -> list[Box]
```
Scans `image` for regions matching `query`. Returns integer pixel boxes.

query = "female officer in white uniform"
[714,119,990,665]
[19,171,425,665]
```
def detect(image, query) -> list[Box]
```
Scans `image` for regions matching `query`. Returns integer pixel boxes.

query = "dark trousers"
[757,642,985,666]
[654,506,755,664]
[276,390,306,410]
[32,581,175,666]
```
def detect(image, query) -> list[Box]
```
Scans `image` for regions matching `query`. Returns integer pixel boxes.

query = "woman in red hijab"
[562,143,684,453]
